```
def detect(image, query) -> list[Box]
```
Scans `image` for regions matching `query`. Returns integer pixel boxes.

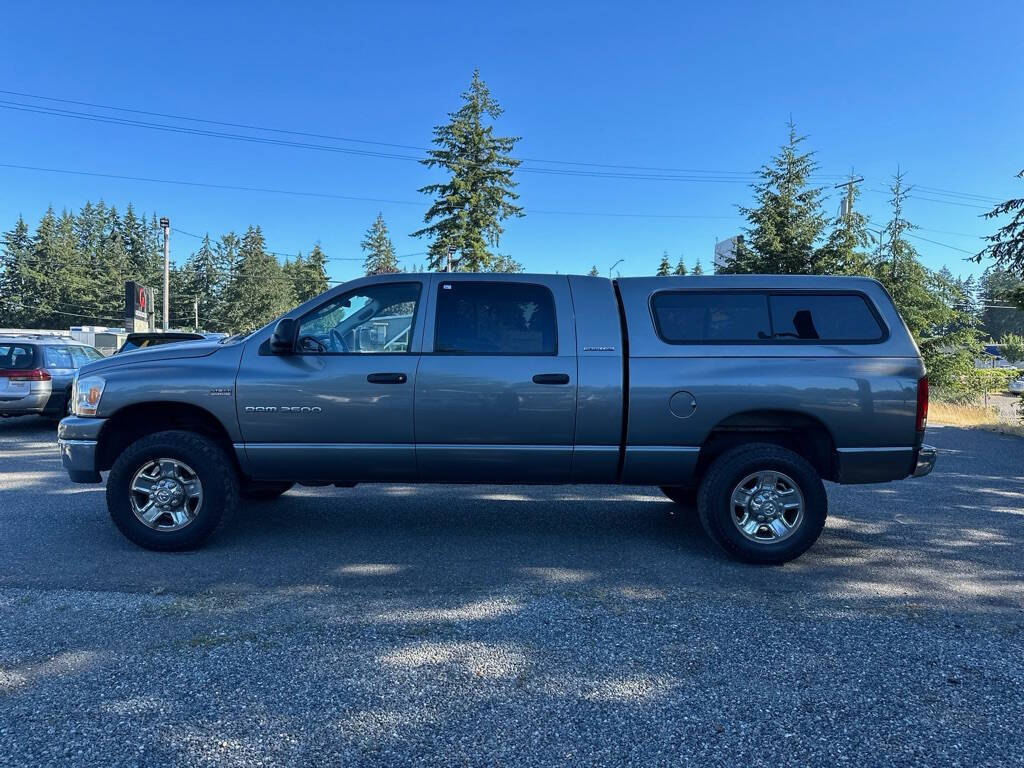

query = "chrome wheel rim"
[129,458,203,531]
[730,470,804,544]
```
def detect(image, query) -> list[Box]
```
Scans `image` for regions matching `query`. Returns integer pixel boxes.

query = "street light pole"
[159,217,170,330]
[608,259,624,279]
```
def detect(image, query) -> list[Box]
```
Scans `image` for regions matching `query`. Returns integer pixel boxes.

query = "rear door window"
[0,344,37,370]
[768,294,884,342]
[44,346,75,368]
[434,282,557,355]
[651,292,771,342]
[70,347,103,366]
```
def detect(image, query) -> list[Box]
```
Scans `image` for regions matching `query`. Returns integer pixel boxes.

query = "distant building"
[713,235,743,272]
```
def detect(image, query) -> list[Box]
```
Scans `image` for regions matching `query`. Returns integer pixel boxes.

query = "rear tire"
[697,443,827,564]
[107,430,239,551]
[240,481,293,501]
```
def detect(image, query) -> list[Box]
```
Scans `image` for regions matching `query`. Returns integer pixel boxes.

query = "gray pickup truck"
[58,273,935,563]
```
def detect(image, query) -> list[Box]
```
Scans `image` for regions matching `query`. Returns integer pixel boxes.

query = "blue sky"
[1,0,1021,283]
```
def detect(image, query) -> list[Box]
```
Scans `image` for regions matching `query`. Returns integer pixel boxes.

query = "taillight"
[915,375,929,433]
[0,369,51,382]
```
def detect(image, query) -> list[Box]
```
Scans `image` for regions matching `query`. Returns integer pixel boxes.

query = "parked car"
[58,273,936,564]
[1,335,104,419]
[1009,375,1024,395]
[116,331,206,353]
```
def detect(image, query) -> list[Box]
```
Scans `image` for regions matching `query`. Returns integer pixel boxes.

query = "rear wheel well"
[696,411,837,483]
[97,402,237,473]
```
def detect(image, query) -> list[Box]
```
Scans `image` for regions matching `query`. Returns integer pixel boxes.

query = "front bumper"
[912,444,937,478]
[57,416,107,483]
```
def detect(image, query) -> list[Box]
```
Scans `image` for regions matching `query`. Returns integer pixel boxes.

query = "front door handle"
[532,373,570,385]
[367,372,407,384]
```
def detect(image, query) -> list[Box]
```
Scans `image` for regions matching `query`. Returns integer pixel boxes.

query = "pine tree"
[0,216,31,325]
[692,258,705,275]
[816,175,874,275]
[977,169,1024,279]
[288,244,329,302]
[412,70,523,271]
[588,265,599,277]
[673,256,687,276]
[875,171,979,399]
[723,120,827,274]
[182,234,221,330]
[218,226,294,333]
[656,251,671,276]
[489,254,523,273]
[362,213,399,275]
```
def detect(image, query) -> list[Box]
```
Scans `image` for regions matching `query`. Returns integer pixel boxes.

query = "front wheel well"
[97,402,237,473]
[695,411,838,483]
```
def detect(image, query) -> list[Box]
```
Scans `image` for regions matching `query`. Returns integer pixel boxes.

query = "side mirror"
[269,318,297,355]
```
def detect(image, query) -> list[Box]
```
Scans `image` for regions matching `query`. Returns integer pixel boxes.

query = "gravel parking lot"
[1,418,1022,767]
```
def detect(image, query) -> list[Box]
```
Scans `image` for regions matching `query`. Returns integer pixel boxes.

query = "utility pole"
[445,245,455,273]
[159,217,170,330]
[193,298,199,331]
[834,173,864,218]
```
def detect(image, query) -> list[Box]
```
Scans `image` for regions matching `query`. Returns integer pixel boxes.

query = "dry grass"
[930,401,1024,438]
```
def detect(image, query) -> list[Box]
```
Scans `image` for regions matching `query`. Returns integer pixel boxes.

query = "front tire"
[697,443,827,564]
[106,430,239,551]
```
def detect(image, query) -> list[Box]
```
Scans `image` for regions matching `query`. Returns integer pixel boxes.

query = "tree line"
[2,70,1023,393]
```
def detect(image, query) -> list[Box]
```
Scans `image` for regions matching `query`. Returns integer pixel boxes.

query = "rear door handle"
[532,373,570,385]
[367,372,407,384]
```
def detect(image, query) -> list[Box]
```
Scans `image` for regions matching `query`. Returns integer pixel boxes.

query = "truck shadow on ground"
[2,423,1023,765]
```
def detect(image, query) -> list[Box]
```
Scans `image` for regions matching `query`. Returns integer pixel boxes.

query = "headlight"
[72,374,105,417]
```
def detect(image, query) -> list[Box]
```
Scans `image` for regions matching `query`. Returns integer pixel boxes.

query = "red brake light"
[0,369,51,382]
[915,375,929,433]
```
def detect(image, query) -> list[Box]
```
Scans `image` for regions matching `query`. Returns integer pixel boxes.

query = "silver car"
[0,336,104,419]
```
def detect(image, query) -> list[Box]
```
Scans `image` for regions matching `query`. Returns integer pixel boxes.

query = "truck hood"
[80,340,224,375]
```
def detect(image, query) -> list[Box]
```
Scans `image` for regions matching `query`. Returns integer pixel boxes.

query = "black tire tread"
[697,442,827,564]
[106,430,239,551]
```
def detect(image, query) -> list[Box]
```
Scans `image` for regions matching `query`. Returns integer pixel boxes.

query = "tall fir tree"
[218,226,294,333]
[816,175,874,275]
[656,252,671,276]
[976,169,1024,285]
[362,214,399,275]
[489,253,523,273]
[673,256,687,276]
[587,265,600,277]
[182,234,221,330]
[692,258,705,275]
[875,171,979,399]
[412,70,523,271]
[0,215,32,326]
[723,121,827,274]
[299,244,329,300]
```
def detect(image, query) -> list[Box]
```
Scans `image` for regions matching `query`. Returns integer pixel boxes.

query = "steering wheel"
[330,328,350,353]
[298,335,327,353]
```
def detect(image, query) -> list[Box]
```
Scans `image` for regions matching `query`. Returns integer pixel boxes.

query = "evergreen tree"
[656,251,671,276]
[299,244,329,300]
[0,216,32,325]
[218,226,294,333]
[978,266,1024,338]
[723,121,827,274]
[412,70,523,271]
[692,258,705,275]
[362,213,399,275]
[977,169,1024,280]
[875,171,979,400]
[489,254,523,273]
[673,256,687,276]
[182,234,221,330]
[588,265,599,277]
[817,175,874,275]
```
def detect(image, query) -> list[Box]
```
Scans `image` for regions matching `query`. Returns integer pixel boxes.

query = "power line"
[0,90,847,182]
[0,161,744,220]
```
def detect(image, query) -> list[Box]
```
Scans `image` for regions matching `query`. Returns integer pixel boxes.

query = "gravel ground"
[1,417,1022,767]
